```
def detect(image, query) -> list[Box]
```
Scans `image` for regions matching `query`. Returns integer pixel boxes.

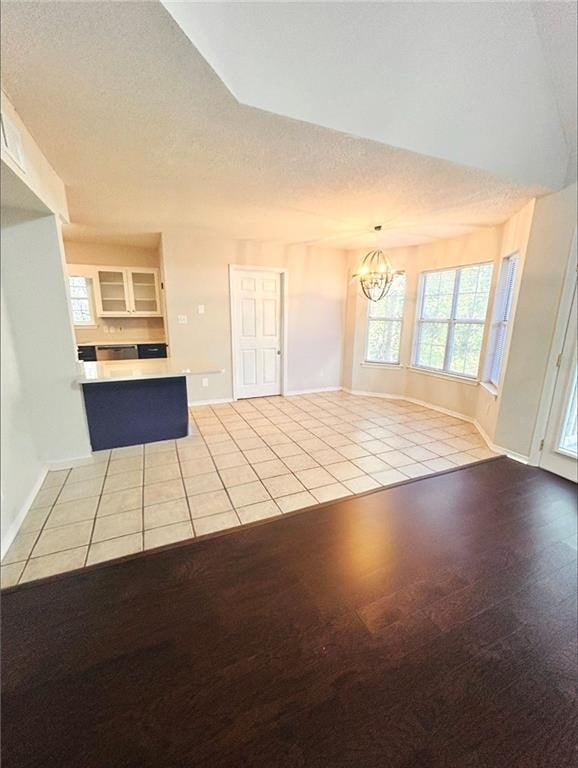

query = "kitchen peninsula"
[78,359,222,450]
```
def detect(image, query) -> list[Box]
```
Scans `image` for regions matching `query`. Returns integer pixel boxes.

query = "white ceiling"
[0,1,558,249]
[163,1,577,191]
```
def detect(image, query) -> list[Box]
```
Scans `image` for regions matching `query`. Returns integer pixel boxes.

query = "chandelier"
[354,225,394,302]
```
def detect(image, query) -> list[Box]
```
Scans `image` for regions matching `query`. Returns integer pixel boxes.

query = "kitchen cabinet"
[94,268,162,317]
[77,345,97,362]
[137,343,168,359]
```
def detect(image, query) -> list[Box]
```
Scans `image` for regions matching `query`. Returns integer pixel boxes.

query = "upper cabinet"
[127,269,162,316]
[94,267,162,317]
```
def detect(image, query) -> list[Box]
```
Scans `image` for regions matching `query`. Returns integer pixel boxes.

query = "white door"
[232,269,282,398]
[540,287,577,482]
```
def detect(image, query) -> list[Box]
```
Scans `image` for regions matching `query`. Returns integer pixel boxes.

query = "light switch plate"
[201,377,209,388]
[177,315,188,324]
[198,304,205,315]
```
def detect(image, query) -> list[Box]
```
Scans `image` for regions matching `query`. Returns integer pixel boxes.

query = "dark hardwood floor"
[2,457,577,767]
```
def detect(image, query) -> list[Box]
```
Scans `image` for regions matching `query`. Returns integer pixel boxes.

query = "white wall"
[1,210,92,465]
[0,279,45,555]
[161,230,347,402]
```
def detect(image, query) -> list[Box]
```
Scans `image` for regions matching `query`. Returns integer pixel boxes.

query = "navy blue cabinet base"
[82,376,189,450]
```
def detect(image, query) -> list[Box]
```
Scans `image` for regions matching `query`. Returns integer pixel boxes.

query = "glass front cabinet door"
[127,269,162,316]
[95,269,131,316]
[94,268,162,317]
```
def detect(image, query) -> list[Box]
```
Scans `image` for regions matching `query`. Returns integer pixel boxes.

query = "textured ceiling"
[1,1,544,249]
[163,1,577,190]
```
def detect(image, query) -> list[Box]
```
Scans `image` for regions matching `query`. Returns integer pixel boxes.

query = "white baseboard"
[188,397,234,407]
[188,388,341,405]
[343,387,529,464]
[284,386,342,396]
[46,453,93,471]
[1,466,47,560]
[473,420,529,464]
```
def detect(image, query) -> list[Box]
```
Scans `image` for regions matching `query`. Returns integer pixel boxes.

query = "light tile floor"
[1,392,498,587]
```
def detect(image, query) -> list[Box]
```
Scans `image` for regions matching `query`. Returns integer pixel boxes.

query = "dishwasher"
[96,345,138,361]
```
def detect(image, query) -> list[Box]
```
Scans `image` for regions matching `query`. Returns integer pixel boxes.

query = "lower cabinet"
[137,343,168,359]
[77,345,97,362]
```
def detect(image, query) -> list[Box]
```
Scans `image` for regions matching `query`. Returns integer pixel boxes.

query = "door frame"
[529,228,577,465]
[229,264,289,400]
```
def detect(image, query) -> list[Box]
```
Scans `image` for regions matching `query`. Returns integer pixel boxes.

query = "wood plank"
[1,457,576,768]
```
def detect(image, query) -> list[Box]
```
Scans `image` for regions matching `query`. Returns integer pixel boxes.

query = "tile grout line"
[7,394,492,586]
[83,451,113,568]
[16,467,73,584]
[208,408,286,520]
[176,418,198,537]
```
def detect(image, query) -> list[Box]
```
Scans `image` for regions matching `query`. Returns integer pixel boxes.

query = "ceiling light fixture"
[354,225,394,302]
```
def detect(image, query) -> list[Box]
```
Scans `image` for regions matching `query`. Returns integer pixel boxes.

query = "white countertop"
[78,359,223,384]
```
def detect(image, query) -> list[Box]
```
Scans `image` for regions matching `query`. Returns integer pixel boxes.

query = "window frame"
[412,261,493,380]
[485,253,519,389]
[67,271,97,328]
[364,271,406,366]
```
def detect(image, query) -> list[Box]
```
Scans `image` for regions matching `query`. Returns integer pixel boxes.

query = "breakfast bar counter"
[78,359,221,450]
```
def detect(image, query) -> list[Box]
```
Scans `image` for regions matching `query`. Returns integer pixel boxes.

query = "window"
[365,272,406,364]
[486,254,519,387]
[68,275,95,326]
[559,373,578,457]
[414,262,493,378]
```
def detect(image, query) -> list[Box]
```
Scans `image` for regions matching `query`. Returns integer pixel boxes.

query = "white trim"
[407,366,479,387]
[342,386,528,463]
[412,261,493,379]
[188,397,234,407]
[45,453,93,471]
[529,228,578,465]
[1,466,47,559]
[229,264,289,400]
[361,362,405,370]
[480,381,499,398]
[284,386,342,396]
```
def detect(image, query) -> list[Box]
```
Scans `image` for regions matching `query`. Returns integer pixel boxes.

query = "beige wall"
[343,226,504,418]
[64,240,160,268]
[342,191,578,462]
[495,183,577,456]
[1,90,68,220]
[64,240,165,344]
[161,230,348,403]
[475,199,535,441]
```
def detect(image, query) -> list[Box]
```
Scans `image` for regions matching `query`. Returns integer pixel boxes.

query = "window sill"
[361,361,404,370]
[480,381,499,398]
[407,366,479,387]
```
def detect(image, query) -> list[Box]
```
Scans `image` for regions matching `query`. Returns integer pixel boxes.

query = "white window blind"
[365,273,406,364]
[68,275,95,326]
[414,262,493,378]
[487,254,519,387]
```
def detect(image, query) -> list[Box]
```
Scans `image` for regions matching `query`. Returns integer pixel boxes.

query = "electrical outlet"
[177,314,188,325]
[320,368,325,378]
[201,377,209,388]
